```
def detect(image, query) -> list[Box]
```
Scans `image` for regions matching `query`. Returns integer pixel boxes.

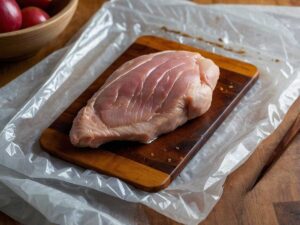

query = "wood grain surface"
[40,36,258,192]
[0,0,299,225]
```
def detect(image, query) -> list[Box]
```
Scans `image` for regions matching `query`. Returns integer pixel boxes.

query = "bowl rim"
[0,0,78,38]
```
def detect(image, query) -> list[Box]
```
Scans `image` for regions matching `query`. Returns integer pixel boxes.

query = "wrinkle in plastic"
[0,1,300,225]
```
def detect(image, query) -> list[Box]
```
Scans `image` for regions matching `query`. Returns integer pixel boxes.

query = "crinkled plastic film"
[0,1,300,224]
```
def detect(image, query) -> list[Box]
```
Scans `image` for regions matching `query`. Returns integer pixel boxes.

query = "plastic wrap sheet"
[0,1,300,224]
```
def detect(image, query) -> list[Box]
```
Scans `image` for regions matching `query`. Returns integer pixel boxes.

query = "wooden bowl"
[0,0,78,61]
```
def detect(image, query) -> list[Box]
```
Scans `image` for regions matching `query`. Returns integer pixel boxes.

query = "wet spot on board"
[271,58,280,63]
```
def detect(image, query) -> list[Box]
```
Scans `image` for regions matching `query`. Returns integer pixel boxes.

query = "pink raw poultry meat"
[70,51,219,148]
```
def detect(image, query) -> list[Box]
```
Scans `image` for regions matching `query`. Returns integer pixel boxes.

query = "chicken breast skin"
[70,51,219,148]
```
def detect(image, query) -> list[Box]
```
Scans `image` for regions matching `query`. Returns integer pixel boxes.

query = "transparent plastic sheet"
[0,1,300,224]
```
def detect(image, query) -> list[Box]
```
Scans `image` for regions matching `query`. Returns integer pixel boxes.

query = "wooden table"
[0,1,299,224]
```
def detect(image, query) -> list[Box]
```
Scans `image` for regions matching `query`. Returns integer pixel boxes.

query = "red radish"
[0,0,22,33]
[17,0,52,9]
[21,7,50,28]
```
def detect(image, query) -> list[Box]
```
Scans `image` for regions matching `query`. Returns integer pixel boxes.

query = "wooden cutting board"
[40,35,259,192]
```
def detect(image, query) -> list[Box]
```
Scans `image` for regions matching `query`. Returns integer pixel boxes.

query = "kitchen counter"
[0,1,299,224]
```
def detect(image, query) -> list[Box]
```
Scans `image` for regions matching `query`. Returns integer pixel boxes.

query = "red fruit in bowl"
[17,0,52,9]
[0,0,22,33]
[21,7,50,28]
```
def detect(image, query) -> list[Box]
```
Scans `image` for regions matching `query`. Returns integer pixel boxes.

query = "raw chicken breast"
[70,51,219,148]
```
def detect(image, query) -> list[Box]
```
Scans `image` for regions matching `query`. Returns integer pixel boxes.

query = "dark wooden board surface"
[40,35,259,192]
